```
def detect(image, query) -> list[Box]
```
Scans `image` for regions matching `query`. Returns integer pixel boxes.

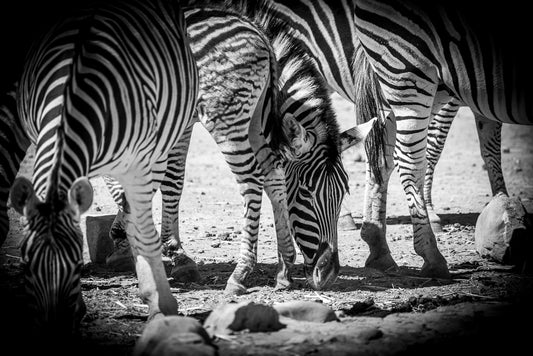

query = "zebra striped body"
[353,0,532,276]
[10,0,198,336]
[258,0,511,274]
[106,6,352,292]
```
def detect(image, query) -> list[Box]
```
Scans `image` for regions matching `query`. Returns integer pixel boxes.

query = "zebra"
[103,5,367,293]
[8,0,199,337]
[209,0,510,277]
[0,83,30,247]
[352,0,533,276]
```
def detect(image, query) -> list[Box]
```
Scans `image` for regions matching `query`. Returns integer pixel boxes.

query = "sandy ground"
[1,93,532,355]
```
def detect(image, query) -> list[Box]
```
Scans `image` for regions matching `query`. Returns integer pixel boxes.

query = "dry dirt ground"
[1,94,533,355]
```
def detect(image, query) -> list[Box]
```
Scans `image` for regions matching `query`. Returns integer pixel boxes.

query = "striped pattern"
[353,0,532,276]
[255,0,511,275]
[106,6,349,291]
[11,0,198,335]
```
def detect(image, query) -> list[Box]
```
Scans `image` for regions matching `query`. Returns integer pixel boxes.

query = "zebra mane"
[183,0,341,165]
[274,35,341,165]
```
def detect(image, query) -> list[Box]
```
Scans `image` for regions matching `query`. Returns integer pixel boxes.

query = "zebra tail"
[352,45,387,185]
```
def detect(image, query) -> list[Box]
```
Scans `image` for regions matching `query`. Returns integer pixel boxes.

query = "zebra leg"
[160,125,201,283]
[103,175,135,272]
[222,145,264,295]
[206,120,267,294]
[360,114,397,271]
[423,93,461,232]
[393,104,450,278]
[263,167,296,291]
[474,114,507,196]
[120,174,178,319]
[248,104,296,291]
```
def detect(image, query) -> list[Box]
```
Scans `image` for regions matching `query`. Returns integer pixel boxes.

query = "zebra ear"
[282,113,314,158]
[68,177,93,214]
[339,117,377,151]
[9,177,36,215]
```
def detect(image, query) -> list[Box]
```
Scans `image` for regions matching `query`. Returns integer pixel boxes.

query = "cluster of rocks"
[133,300,338,356]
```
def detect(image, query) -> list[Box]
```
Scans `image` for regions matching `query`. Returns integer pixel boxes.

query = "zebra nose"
[305,246,339,290]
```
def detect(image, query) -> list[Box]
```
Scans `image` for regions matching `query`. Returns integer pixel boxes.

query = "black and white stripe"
[106,4,351,291]
[353,0,532,277]
[9,0,198,337]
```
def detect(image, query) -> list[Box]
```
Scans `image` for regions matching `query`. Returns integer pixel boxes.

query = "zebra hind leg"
[423,94,460,233]
[474,114,507,196]
[360,115,398,272]
[159,126,201,283]
[103,176,135,271]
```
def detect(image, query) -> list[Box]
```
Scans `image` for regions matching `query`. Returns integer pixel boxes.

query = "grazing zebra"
[8,0,198,336]
[352,0,532,276]
[0,83,30,247]
[104,5,362,293]
[222,0,510,276]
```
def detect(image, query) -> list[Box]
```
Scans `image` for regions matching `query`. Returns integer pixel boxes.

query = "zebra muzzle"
[305,246,339,290]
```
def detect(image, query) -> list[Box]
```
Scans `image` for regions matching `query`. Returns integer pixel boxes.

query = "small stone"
[338,214,358,231]
[346,298,375,315]
[203,301,285,337]
[85,214,116,264]
[273,301,338,323]
[133,315,216,356]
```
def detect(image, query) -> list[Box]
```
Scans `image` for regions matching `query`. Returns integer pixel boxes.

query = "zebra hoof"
[365,253,398,272]
[169,253,201,283]
[224,281,247,296]
[106,250,135,272]
[274,279,292,291]
[420,261,451,279]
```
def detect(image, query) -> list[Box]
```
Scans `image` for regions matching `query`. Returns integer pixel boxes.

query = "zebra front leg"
[249,115,296,291]
[121,175,178,319]
[263,165,296,290]
[361,115,397,271]
[160,125,201,282]
[475,114,507,196]
[217,142,264,295]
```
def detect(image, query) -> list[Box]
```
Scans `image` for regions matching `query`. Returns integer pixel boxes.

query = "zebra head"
[280,114,349,290]
[10,176,93,337]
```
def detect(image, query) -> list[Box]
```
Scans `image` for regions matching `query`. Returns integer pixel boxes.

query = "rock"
[170,253,202,283]
[345,298,376,315]
[85,214,115,264]
[338,213,358,231]
[133,315,216,356]
[273,301,339,322]
[203,301,285,337]
[475,193,532,272]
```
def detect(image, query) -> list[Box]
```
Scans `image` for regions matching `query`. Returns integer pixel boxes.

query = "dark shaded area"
[0,1,110,93]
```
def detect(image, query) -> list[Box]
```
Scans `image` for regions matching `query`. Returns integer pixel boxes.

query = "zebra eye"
[300,188,313,199]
